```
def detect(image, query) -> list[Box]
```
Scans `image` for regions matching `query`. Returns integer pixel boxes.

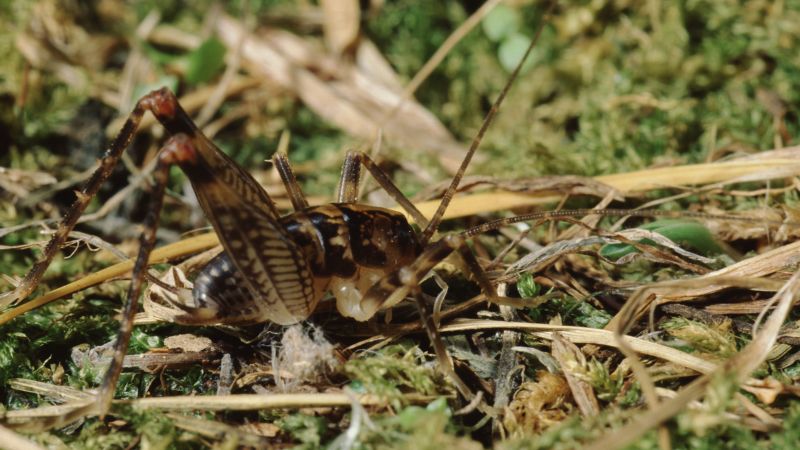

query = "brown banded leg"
[456,245,531,308]
[95,134,194,416]
[336,150,362,203]
[336,151,429,226]
[272,152,309,212]
[364,232,527,312]
[362,235,464,315]
[362,235,533,396]
[360,235,475,398]
[0,92,174,308]
[407,274,475,399]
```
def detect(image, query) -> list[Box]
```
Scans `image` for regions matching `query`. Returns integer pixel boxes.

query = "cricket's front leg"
[359,235,476,399]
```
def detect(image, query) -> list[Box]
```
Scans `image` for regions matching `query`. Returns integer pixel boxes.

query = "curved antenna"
[419,0,557,246]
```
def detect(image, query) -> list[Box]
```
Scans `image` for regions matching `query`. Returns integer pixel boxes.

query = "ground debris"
[503,370,572,436]
[273,324,341,389]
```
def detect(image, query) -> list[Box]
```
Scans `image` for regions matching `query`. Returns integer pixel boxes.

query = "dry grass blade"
[121,351,221,372]
[551,332,600,417]
[590,271,800,450]
[164,413,273,447]
[125,392,435,411]
[3,390,438,432]
[605,245,800,330]
[660,243,800,302]
[8,379,91,403]
[503,230,714,280]
[320,0,360,55]
[438,320,717,375]
[214,14,470,172]
[417,157,800,219]
[0,425,46,450]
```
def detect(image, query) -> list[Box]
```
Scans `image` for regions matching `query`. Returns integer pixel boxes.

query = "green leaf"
[141,42,180,66]
[599,219,724,260]
[517,273,541,298]
[527,296,612,329]
[184,37,227,85]
[482,5,520,42]
[498,33,536,73]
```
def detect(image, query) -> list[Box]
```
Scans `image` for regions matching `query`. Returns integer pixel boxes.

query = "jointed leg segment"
[337,151,429,226]
[1,88,215,416]
[0,98,151,308]
[273,152,309,212]
[97,135,190,415]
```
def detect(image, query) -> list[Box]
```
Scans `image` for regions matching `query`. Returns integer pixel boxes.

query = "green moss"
[344,344,444,401]
[661,317,738,360]
[339,398,480,450]
[66,420,137,450]
[525,294,612,329]
[278,413,328,448]
[0,296,117,390]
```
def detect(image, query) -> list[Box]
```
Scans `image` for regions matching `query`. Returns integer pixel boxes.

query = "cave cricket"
[0,3,562,418]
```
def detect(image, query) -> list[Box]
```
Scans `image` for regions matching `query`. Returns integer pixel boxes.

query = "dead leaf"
[164,333,215,353]
[239,422,280,437]
[215,15,470,173]
[504,370,571,435]
[551,332,600,417]
[320,0,360,56]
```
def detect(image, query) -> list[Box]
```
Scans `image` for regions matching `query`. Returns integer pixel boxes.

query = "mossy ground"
[2,1,800,449]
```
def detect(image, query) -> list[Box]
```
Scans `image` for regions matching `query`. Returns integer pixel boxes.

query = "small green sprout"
[599,219,724,260]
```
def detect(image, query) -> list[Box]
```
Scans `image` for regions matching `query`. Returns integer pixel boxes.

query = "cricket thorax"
[280,203,422,321]
[281,204,421,276]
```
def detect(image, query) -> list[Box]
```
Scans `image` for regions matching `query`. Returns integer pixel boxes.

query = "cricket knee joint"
[160,134,198,165]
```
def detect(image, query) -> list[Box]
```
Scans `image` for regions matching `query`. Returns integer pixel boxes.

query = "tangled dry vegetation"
[3,1,800,449]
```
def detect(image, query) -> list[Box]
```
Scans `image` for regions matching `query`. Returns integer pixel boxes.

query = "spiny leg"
[272,152,309,212]
[336,151,429,226]
[360,235,475,398]
[0,93,169,307]
[362,235,463,316]
[407,273,475,400]
[336,150,362,203]
[361,232,535,400]
[456,245,532,308]
[96,135,188,416]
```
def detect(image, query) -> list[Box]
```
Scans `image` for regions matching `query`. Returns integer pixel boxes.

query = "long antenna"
[419,1,557,246]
